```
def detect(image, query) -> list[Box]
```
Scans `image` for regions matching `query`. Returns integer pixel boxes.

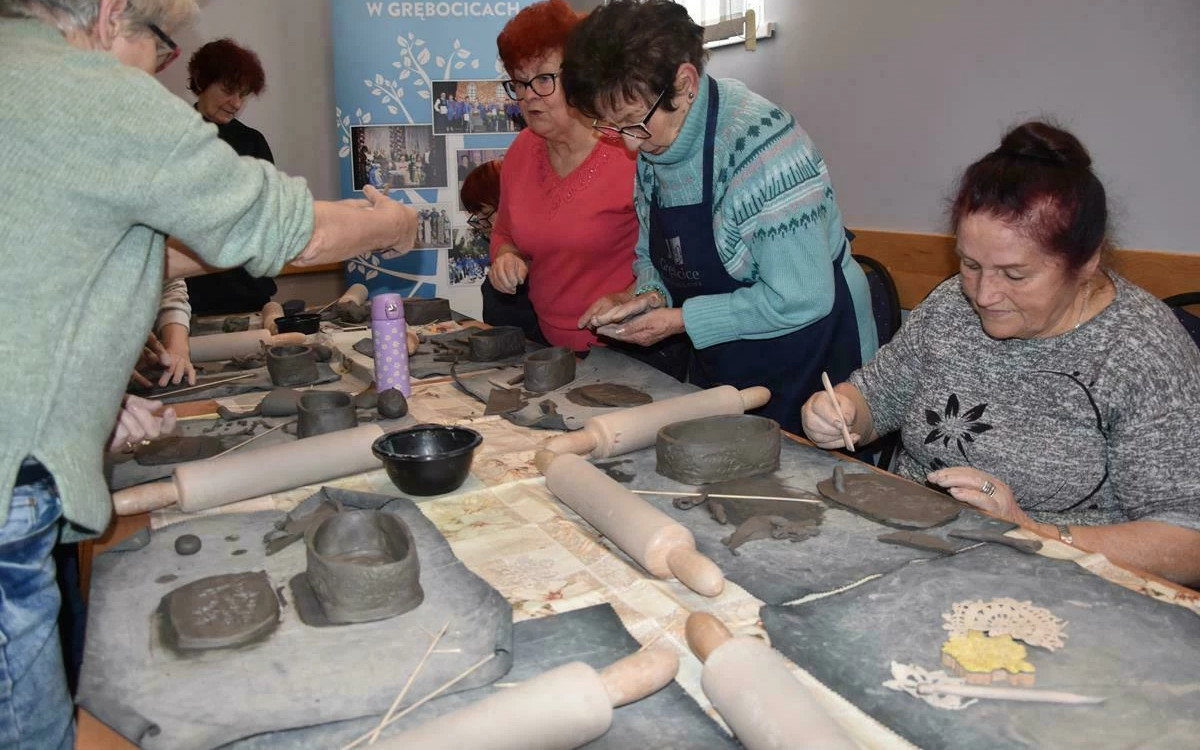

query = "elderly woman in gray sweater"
[803,122,1200,587]
[0,0,415,744]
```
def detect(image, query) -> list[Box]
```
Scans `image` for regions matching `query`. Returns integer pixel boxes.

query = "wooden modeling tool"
[536,451,725,597]
[915,682,1104,705]
[152,372,256,399]
[369,648,679,750]
[820,372,855,452]
[632,489,823,505]
[188,329,307,362]
[686,612,857,750]
[541,385,771,458]
[208,420,291,459]
[111,423,385,515]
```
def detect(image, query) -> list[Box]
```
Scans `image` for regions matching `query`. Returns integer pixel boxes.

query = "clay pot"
[402,297,452,325]
[297,391,358,439]
[266,344,319,387]
[304,510,423,624]
[468,326,525,361]
[523,346,576,393]
[656,414,781,485]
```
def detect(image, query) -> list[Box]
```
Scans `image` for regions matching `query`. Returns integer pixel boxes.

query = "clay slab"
[160,571,280,651]
[817,467,962,529]
[565,383,653,408]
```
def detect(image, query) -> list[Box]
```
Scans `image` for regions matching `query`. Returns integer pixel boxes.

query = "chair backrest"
[853,253,902,347]
[1164,292,1200,350]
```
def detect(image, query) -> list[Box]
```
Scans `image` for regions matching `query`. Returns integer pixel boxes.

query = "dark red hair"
[187,39,266,96]
[497,0,581,73]
[951,121,1109,273]
[460,160,503,213]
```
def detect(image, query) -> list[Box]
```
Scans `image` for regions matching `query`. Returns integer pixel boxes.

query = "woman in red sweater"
[491,0,687,376]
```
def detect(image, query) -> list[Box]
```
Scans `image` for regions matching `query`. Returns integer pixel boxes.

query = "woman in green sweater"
[565,0,877,434]
[0,0,416,744]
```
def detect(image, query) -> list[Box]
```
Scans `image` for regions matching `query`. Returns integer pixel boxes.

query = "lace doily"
[942,597,1067,651]
[882,661,976,710]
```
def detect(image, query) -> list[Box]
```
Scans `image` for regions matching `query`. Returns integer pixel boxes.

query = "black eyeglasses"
[147,23,179,73]
[592,88,668,140]
[467,210,494,232]
[503,72,559,101]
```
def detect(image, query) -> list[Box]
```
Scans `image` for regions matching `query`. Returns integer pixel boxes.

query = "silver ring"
[981,480,996,496]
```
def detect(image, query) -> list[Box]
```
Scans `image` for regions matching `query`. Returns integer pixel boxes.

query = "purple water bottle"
[371,293,411,397]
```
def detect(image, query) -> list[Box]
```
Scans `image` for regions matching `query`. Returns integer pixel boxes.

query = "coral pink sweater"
[491,129,638,350]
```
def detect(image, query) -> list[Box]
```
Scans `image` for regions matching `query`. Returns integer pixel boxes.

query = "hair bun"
[996,121,1092,169]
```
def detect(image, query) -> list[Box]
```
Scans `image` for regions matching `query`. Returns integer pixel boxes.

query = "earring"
[687,91,695,101]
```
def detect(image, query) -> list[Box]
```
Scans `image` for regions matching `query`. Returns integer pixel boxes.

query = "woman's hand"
[580,291,664,330]
[156,323,196,386]
[489,252,529,294]
[926,467,1032,526]
[800,389,861,450]
[108,394,177,453]
[595,307,684,347]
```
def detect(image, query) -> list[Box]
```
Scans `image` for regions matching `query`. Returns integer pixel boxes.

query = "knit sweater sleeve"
[681,88,843,349]
[156,277,191,333]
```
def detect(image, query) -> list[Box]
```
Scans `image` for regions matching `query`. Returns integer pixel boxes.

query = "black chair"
[851,253,903,470]
[1164,292,1200,350]
[853,253,902,347]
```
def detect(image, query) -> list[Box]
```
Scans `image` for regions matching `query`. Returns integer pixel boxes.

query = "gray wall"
[162,0,1200,253]
[706,0,1200,252]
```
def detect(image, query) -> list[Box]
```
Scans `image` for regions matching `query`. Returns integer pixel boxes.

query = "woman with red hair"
[491,0,687,377]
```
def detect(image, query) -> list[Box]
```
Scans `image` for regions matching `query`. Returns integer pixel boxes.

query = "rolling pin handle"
[111,479,180,516]
[685,612,733,663]
[541,428,600,458]
[597,648,679,708]
[738,386,771,411]
[666,545,726,597]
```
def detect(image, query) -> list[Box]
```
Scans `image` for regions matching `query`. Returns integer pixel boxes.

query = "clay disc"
[817,471,962,529]
[565,383,653,408]
[160,571,280,651]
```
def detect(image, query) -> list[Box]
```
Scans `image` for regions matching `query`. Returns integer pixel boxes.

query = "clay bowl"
[305,509,423,624]
[656,414,781,485]
[274,313,321,334]
[372,425,483,496]
[297,391,358,438]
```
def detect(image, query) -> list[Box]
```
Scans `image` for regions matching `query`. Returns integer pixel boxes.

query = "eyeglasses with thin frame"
[467,209,495,232]
[503,72,559,101]
[147,23,180,73]
[592,88,668,140]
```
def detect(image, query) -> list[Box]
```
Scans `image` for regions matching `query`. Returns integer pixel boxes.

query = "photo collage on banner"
[331,1,535,316]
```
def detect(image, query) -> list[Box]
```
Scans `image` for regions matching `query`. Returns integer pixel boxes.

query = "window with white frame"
[673,1,770,47]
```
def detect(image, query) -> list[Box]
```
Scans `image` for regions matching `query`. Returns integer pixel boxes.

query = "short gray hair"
[0,0,196,34]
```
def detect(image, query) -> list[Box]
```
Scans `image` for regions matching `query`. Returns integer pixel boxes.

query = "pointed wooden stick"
[337,653,496,750]
[367,621,450,745]
[156,372,257,399]
[821,371,856,452]
[209,420,292,460]
[916,682,1105,704]
[631,489,823,505]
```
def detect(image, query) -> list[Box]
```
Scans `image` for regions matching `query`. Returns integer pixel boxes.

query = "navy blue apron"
[649,77,861,435]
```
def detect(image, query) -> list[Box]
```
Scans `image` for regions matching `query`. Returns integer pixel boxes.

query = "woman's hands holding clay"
[595,306,684,347]
[489,251,529,294]
[108,394,177,453]
[579,290,664,330]
[927,467,1031,526]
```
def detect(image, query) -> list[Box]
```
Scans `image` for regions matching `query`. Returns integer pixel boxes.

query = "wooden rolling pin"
[187,329,306,362]
[686,613,857,750]
[375,649,679,750]
[338,283,369,307]
[536,451,724,597]
[112,424,384,515]
[261,301,284,334]
[542,385,771,457]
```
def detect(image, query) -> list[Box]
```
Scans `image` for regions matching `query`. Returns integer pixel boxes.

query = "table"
[76,331,1200,749]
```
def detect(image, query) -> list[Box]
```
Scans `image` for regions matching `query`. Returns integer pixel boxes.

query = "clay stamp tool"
[821,371,855,451]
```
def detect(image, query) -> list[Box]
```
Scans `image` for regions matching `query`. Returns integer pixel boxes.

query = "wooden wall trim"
[280,261,342,276]
[849,228,1200,309]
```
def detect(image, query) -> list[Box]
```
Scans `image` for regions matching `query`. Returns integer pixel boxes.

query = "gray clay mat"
[135,362,342,404]
[224,604,739,749]
[761,544,1200,749]
[455,346,695,430]
[407,327,544,379]
[78,488,512,750]
[587,442,1017,604]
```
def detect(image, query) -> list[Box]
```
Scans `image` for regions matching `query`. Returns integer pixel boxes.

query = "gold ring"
[981,480,996,496]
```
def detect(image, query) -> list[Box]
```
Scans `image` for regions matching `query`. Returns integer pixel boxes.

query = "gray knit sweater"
[851,273,1200,531]
[0,19,314,538]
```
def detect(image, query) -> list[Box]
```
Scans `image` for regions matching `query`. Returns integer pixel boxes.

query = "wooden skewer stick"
[156,372,257,399]
[209,420,292,460]
[916,682,1105,704]
[338,653,496,750]
[367,621,450,745]
[821,371,856,452]
[631,489,823,505]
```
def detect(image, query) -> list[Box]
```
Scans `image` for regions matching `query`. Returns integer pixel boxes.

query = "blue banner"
[331,0,533,310]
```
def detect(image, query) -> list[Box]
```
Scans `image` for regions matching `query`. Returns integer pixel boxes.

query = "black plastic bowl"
[371,425,483,496]
[275,312,321,334]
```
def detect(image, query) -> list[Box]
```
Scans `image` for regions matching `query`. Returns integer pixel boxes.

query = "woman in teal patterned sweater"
[565,0,876,434]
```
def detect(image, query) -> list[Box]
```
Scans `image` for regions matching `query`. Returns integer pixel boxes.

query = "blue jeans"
[0,462,74,749]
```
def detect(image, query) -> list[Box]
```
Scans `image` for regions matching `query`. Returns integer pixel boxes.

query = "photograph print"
[351,124,448,191]
[432,79,523,135]
[448,227,490,286]
[455,148,507,208]
[414,204,453,249]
